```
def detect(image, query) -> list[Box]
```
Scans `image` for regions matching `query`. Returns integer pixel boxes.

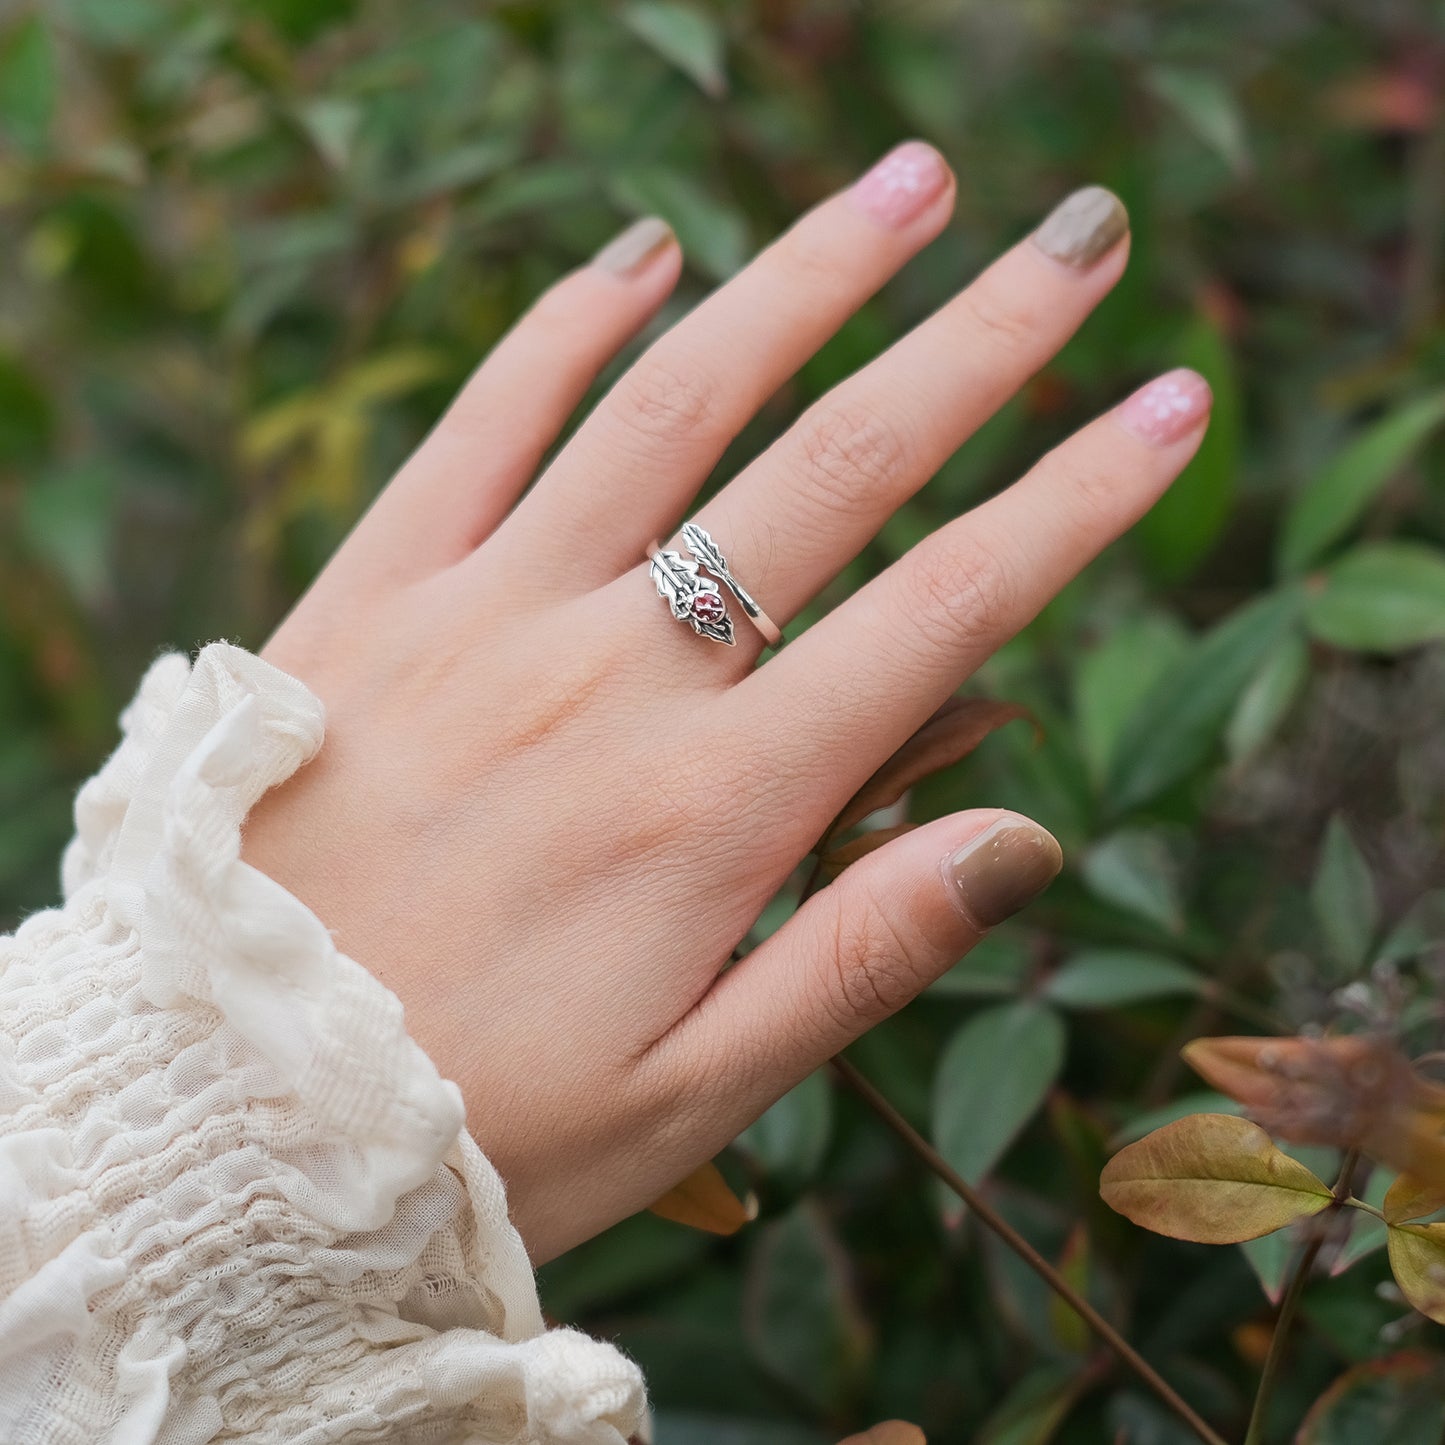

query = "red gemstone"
[691,590,727,624]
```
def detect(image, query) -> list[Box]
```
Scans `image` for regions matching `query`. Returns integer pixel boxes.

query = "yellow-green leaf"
[1385,1172,1445,1225]
[648,1160,756,1235]
[1100,1113,1333,1243]
[1387,1221,1445,1324]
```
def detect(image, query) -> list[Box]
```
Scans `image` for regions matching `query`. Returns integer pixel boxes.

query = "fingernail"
[592,216,675,276]
[848,140,950,229]
[1030,185,1129,269]
[1117,368,1213,447]
[944,815,1062,929]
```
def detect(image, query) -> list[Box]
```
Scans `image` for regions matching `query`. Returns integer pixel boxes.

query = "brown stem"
[1240,1150,1359,1445]
[790,853,1229,1443]
[828,1053,1230,1445]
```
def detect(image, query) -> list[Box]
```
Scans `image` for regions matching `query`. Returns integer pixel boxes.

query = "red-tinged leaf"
[1387,1222,1445,1324]
[820,822,917,878]
[835,1424,924,1445]
[649,1160,757,1235]
[1298,1352,1445,1444]
[824,696,1035,842]
[1328,71,1439,132]
[1100,1113,1333,1244]
[1385,1172,1445,1224]
[1181,1034,1445,1187]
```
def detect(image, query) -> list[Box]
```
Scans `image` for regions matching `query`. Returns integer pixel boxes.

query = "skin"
[239,144,1209,1266]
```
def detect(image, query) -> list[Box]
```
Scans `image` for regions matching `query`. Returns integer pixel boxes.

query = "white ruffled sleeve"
[0,641,646,1445]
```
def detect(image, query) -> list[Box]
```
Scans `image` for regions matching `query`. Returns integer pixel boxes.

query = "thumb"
[658,810,1061,1123]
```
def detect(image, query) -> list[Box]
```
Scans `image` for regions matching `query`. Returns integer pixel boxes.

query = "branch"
[790,857,1230,1445]
[1240,1150,1360,1445]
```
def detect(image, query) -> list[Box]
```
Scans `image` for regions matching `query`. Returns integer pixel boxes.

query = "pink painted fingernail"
[1117,368,1213,446]
[848,141,950,228]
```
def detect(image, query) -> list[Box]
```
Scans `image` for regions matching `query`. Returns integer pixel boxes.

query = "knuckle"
[1056,451,1121,519]
[906,537,1017,659]
[823,882,929,1029]
[794,399,911,514]
[523,277,581,337]
[611,354,721,449]
[774,221,845,290]
[959,278,1039,358]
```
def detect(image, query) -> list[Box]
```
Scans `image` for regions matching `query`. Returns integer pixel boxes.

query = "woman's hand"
[239,142,1210,1263]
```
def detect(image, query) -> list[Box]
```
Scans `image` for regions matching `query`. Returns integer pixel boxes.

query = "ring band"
[647,523,783,649]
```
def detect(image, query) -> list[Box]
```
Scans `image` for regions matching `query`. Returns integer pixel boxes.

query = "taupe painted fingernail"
[592,216,675,276]
[1030,185,1128,269]
[944,815,1063,928]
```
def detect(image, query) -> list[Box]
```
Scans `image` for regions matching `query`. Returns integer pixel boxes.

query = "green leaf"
[737,1070,832,1187]
[1306,542,1445,653]
[975,1363,1089,1445]
[929,930,1031,997]
[1310,815,1379,976]
[0,17,56,157]
[1146,65,1249,174]
[933,1001,1065,1188]
[1106,588,1304,812]
[608,165,749,281]
[19,463,115,607]
[1080,829,1184,933]
[1100,1113,1334,1243]
[1044,949,1204,1009]
[622,1,726,97]
[296,97,362,171]
[744,1203,868,1413]
[1280,391,1445,574]
[1134,315,1242,581]
[1298,1352,1445,1444]
[649,1415,831,1445]
[1378,889,1445,966]
[1074,614,1190,787]
[1332,1167,1393,1275]
[58,0,167,46]
[1112,1092,1242,1148]
[1225,628,1310,763]
[1238,1226,1296,1304]
[535,1209,712,1319]
[0,351,56,465]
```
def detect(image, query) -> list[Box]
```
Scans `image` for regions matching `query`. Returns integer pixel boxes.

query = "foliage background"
[3,1,1445,1440]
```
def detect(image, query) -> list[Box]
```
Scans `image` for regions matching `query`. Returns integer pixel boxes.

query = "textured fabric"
[0,642,646,1444]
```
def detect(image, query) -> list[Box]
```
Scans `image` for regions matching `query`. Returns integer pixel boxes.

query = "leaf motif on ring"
[681,522,730,581]
[650,549,736,645]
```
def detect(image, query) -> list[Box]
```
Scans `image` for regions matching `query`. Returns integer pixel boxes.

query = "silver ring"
[647,523,783,649]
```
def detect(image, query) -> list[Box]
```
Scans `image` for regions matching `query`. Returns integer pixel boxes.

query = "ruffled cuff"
[2,641,646,1445]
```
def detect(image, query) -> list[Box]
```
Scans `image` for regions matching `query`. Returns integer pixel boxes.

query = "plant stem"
[1240,1151,1360,1445]
[791,855,1230,1445]
[1344,1196,1386,1222]
[829,1053,1231,1445]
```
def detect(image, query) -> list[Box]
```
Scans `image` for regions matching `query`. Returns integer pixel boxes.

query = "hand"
[239,142,1210,1263]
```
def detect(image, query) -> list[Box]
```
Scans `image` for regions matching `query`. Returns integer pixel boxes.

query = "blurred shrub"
[3,1,1445,1440]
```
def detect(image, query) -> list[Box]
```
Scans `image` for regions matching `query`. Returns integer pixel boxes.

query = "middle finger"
[677,185,1131,654]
